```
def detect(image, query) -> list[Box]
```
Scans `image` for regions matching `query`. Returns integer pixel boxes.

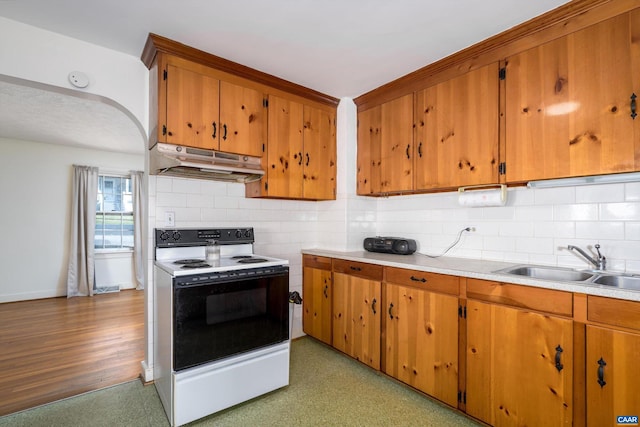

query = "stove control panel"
[155,227,254,247]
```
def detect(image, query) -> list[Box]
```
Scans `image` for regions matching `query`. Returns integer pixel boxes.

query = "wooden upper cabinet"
[504,10,640,183]
[218,81,265,157]
[162,56,265,156]
[165,62,219,149]
[381,94,414,193]
[356,105,382,195]
[260,95,336,200]
[265,95,304,199]
[415,63,499,190]
[302,105,337,200]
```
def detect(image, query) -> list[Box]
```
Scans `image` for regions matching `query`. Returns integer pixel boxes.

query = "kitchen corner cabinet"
[465,280,574,427]
[585,296,640,427]
[332,260,383,369]
[254,94,336,200]
[414,63,499,190]
[504,10,640,183]
[160,55,265,156]
[384,268,459,406]
[302,255,333,345]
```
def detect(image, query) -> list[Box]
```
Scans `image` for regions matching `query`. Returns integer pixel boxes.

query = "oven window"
[173,271,289,371]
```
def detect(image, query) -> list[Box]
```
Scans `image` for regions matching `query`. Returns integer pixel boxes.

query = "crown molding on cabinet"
[141,33,340,108]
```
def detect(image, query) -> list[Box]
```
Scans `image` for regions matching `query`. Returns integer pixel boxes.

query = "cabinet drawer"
[587,296,640,331]
[467,279,573,317]
[385,267,459,296]
[332,259,383,281]
[303,254,332,270]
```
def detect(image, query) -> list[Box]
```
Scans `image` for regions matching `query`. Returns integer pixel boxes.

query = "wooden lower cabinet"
[586,326,640,427]
[466,300,573,426]
[302,255,332,345]
[332,271,381,370]
[384,283,459,406]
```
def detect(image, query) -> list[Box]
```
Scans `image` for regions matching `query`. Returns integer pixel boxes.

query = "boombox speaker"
[363,237,417,255]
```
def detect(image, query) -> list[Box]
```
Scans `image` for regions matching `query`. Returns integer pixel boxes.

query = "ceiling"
[0,0,570,154]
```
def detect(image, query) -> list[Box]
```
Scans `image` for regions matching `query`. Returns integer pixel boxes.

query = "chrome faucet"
[567,244,606,271]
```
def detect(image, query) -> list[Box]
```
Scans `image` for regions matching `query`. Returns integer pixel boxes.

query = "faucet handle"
[594,244,604,259]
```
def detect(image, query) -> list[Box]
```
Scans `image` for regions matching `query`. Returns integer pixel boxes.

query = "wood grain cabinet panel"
[504,10,640,183]
[356,105,382,195]
[218,81,265,157]
[332,272,381,370]
[385,267,459,296]
[384,282,459,406]
[257,95,336,200]
[380,94,414,194]
[466,300,573,427]
[302,255,333,345]
[414,63,499,190]
[586,325,640,427]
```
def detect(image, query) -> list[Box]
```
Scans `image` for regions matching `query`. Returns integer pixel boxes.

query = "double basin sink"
[494,265,640,291]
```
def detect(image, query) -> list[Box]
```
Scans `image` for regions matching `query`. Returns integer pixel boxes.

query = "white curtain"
[131,170,145,290]
[67,165,99,297]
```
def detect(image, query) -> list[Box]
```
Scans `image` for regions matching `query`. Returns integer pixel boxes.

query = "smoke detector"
[68,71,89,88]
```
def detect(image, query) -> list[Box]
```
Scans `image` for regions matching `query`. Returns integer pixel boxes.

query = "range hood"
[150,143,264,183]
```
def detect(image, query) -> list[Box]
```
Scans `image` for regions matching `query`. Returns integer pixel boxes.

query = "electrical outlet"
[165,212,175,227]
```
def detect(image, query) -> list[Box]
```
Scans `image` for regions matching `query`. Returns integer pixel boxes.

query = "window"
[95,175,134,249]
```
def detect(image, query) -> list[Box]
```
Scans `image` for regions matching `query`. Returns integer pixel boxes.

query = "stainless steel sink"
[494,264,640,292]
[495,265,595,282]
[591,274,640,291]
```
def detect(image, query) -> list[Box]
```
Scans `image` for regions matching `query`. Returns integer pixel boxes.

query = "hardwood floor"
[0,290,145,416]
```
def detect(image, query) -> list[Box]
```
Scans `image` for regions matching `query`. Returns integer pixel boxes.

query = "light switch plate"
[165,212,175,227]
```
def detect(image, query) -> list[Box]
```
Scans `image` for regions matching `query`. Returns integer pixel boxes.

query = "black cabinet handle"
[597,357,607,388]
[349,266,362,272]
[418,142,423,158]
[306,153,310,167]
[555,345,564,372]
[323,285,328,299]
[410,276,427,283]
[372,298,377,315]
[406,144,411,159]
[632,93,637,120]
[222,124,228,140]
[298,152,303,166]
[212,122,217,139]
[388,303,394,319]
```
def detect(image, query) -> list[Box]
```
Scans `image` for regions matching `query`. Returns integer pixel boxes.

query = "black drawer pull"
[597,357,607,388]
[372,298,377,315]
[388,303,394,319]
[212,122,217,139]
[350,266,362,272]
[631,93,637,120]
[555,345,563,372]
[410,276,427,283]
[323,285,328,299]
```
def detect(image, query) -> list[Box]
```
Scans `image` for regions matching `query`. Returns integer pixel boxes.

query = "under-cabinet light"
[527,172,640,188]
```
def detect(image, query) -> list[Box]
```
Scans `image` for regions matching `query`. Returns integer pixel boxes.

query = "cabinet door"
[165,63,219,149]
[265,95,304,198]
[415,63,499,190]
[385,283,459,406]
[505,11,640,182]
[219,81,265,157]
[357,106,382,195]
[586,325,640,427]
[466,300,573,426]
[381,94,414,193]
[302,105,336,200]
[302,265,332,345]
[332,272,381,369]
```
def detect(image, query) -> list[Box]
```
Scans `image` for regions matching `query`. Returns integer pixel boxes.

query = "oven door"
[173,265,289,371]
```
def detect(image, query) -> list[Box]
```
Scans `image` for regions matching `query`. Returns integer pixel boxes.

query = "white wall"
[0,137,143,302]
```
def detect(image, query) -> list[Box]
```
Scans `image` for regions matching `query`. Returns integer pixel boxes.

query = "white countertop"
[302,249,640,303]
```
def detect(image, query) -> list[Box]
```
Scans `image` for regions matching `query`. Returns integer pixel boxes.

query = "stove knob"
[172,231,181,241]
[244,229,252,238]
[160,231,170,241]
[235,230,243,238]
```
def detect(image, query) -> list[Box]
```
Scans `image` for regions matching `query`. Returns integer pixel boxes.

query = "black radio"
[363,237,417,255]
